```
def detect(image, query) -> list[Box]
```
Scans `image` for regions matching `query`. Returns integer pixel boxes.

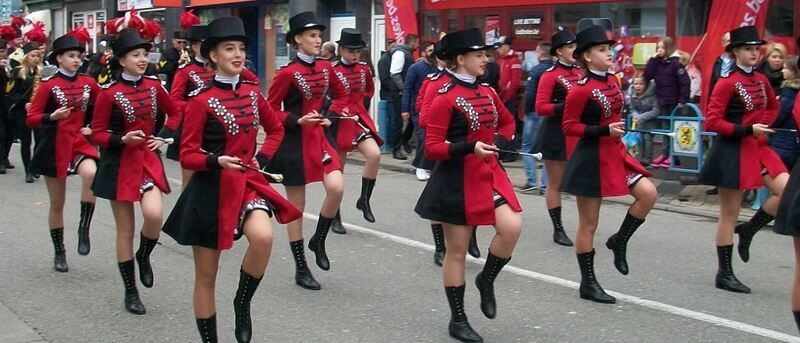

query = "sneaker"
[650,155,666,168]
[416,168,430,181]
[519,183,537,193]
[656,157,672,168]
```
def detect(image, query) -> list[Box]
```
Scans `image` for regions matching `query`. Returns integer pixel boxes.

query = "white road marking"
[303,213,800,342]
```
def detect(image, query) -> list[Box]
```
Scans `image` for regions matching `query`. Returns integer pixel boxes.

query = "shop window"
[374,0,383,15]
[676,0,709,36]
[555,1,666,38]
[422,12,441,39]
[331,0,356,14]
[765,0,794,36]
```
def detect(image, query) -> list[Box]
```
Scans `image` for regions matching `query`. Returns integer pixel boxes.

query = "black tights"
[18,127,39,174]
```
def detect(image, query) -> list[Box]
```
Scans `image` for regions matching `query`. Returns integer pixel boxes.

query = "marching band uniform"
[90,29,180,315]
[7,43,42,183]
[561,26,653,304]
[699,26,785,293]
[27,34,101,270]
[534,30,582,247]
[414,28,522,343]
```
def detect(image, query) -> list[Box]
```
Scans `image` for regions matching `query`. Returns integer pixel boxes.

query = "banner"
[697,0,770,112]
[384,0,418,45]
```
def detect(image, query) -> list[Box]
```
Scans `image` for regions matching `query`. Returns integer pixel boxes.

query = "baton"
[489,148,543,161]
[238,162,285,183]
[624,129,676,137]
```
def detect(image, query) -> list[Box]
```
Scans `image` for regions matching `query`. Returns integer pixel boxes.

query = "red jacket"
[535,63,584,157]
[418,70,454,129]
[90,75,180,201]
[415,78,522,225]
[497,50,523,102]
[700,66,785,189]
[329,61,382,151]
[561,72,651,198]
[162,78,301,250]
[27,72,100,179]
[265,58,348,186]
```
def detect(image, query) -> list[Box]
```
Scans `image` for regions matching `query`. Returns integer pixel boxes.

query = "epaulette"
[331,60,340,67]
[144,75,159,80]
[358,61,367,65]
[577,77,589,85]
[41,75,54,81]
[178,63,189,69]
[438,81,454,94]
[545,65,556,72]
[430,72,442,81]
[187,85,209,97]
[480,82,490,87]
[241,79,258,85]
[101,81,117,89]
[278,60,295,70]
[720,70,731,78]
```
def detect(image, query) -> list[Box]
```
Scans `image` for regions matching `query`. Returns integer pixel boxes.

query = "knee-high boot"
[291,240,321,290]
[605,212,645,275]
[356,177,376,222]
[475,252,511,319]
[308,215,333,270]
[234,269,262,343]
[50,228,68,272]
[135,234,158,288]
[77,202,95,255]
[736,208,774,263]
[715,245,751,293]
[196,314,218,343]
[118,260,146,314]
[445,285,483,343]
[431,223,446,266]
[549,207,573,246]
[468,227,480,258]
[577,250,615,303]
[331,209,346,234]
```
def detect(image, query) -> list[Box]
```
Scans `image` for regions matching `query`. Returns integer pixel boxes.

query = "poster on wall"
[485,15,500,45]
[117,0,154,11]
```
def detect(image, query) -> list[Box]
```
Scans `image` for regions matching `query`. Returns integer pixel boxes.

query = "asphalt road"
[0,154,798,342]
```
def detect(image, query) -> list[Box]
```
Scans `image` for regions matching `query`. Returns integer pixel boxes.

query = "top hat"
[441,28,491,60]
[22,42,39,55]
[48,34,86,65]
[286,11,326,45]
[433,39,448,60]
[187,25,208,43]
[574,25,615,56]
[337,28,365,49]
[173,31,188,40]
[726,26,767,52]
[112,29,152,58]
[550,29,577,56]
[493,35,512,47]
[201,16,249,59]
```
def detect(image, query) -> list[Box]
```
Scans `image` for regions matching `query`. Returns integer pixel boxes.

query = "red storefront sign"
[385,0,419,44]
[423,0,612,10]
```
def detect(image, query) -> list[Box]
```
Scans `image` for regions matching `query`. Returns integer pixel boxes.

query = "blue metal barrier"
[377,100,391,154]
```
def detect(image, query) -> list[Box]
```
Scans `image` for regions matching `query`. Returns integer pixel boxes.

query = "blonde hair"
[17,51,41,81]
[764,42,787,60]
[677,51,691,66]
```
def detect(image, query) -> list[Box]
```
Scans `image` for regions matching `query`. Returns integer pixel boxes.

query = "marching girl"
[167,25,259,190]
[534,29,582,247]
[26,33,101,272]
[329,28,382,227]
[415,28,522,343]
[90,29,180,314]
[699,26,788,294]
[7,42,42,183]
[162,16,302,343]
[265,11,347,290]
[561,25,657,304]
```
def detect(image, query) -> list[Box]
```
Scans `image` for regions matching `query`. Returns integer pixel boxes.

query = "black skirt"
[165,126,181,161]
[698,136,741,189]
[775,161,800,236]
[163,169,222,249]
[533,115,567,161]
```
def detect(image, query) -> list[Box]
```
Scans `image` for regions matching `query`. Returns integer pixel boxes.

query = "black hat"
[433,39,448,60]
[726,26,766,52]
[48,34,86,65]
[550,29,576,56]
[112,29,152,58]
[441,28,491,59]
[187,25,208,43]
[201,16,249,59]
[173,31,188,40]
[337,28,365,49]
[22,42,39,55]
[574,25,615,56]
[286,11,326,45]
[493,35,512,47]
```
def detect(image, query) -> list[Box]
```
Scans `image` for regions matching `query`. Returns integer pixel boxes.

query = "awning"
[189,0,253,6]
[423,0,612,10]
[22,0,61,12]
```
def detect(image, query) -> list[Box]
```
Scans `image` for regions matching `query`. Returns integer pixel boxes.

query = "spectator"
[321,41,337,60]
[759,42,787,91]
[387,34,419,160]
[644,36,690,169]
[709,32,733,97]
[494,35,524,162]
[678,51,702,103]
[520,42,552,194]
[479,46,501,93]
[770,55,800,169]
[377,38,397,149]
[158,31,187,91]
[402,41,438,180]
[628,75,660,165]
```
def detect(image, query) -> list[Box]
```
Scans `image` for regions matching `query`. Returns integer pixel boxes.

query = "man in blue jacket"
[520,42,552,194]
[402,41,437,180]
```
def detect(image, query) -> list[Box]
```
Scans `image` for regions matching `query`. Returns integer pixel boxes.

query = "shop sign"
[118,0,154,11]
[512,17,542,39]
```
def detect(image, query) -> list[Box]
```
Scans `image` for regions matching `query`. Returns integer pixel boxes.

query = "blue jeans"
[522,113,548,188]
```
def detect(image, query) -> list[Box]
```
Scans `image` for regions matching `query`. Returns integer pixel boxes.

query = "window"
[676,0,709,36]
[511,12,545,44]
[331,0,356,14]
[765,0,794,36]
[421,11,458,40]
[374,0,383,15]
[555,1,666,38]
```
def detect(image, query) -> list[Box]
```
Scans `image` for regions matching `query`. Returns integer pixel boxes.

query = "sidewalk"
[346,151,760,222]
[0,300,45,342]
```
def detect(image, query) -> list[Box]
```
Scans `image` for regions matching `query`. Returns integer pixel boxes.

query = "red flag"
[697,0,770,112]
[384,0,419,45]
